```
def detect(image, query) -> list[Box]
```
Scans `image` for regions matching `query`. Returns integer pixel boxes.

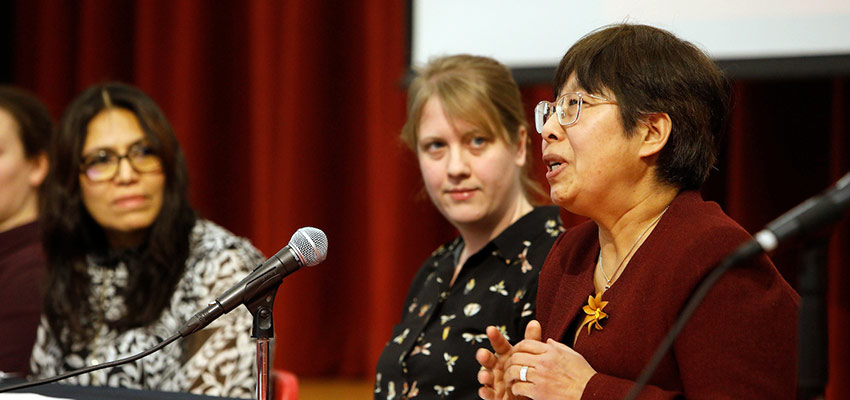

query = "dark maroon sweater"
[0,221,46,376]
[537,191,799,399]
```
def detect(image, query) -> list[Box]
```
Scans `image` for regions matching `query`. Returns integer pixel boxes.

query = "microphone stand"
[797,237,828,400]
[245,287,279,400]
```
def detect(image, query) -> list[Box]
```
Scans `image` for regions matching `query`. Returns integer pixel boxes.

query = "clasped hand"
[475,320,597,400]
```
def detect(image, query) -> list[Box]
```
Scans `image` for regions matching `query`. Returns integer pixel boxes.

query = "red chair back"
[272,369,299,400]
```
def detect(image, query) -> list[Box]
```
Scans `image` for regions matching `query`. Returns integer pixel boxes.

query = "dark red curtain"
[5,1,849,397]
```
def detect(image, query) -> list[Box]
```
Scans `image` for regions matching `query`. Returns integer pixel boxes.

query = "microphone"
[0,227,327,394]
[624,172,849,400]
[179,227,328,336]
[754,171,850,252]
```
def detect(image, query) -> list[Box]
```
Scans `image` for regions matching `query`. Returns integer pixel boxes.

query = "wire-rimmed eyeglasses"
[79,143,162,182]
[534,92,618,134]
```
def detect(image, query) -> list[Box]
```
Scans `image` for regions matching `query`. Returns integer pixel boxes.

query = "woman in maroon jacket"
[476,24,799,399]
[0,86,51,378]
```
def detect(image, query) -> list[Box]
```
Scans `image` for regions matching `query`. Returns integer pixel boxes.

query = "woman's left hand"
[503,338,597,399]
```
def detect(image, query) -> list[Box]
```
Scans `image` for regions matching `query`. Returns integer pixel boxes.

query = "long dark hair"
[41,82,197,351]
[0,86,53,158]
[0,86,53,198]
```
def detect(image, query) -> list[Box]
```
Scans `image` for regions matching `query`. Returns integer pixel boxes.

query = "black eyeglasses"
[79,143,162,182]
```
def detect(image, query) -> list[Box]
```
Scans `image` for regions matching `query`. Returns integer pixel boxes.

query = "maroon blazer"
[537,191,799,399]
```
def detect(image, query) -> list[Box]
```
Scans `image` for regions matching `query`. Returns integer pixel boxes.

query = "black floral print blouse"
[375,206,563,400]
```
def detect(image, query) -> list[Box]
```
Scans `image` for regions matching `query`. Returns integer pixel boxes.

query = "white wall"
[411,0,850,69]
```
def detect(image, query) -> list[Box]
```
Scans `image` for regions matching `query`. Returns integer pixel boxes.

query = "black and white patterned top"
[30,219,264,398]
[374,206,563,400]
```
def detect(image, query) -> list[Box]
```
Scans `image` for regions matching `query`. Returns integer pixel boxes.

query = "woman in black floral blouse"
[374,55,563,399]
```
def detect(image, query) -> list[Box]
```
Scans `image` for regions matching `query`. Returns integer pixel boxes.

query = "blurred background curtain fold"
[2,1,847,397]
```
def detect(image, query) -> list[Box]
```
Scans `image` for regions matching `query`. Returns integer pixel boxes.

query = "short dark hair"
[41,82,197,350]
[554,24,731,190]
[0,85,53,159]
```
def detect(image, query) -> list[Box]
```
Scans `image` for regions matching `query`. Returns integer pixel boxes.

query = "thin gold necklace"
[599,205,670,290]
[580,205,670,336]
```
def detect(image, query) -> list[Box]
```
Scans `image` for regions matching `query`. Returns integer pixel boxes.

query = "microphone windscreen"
[289,227,328,266]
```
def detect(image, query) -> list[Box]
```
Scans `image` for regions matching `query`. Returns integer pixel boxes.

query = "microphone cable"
[622,241,762,400]
[0,333,181,393]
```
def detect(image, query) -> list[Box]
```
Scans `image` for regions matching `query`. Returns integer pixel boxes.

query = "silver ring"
[519,365,529,382]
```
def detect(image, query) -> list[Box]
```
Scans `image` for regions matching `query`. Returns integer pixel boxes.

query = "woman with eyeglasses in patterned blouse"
[30,82,262,398]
